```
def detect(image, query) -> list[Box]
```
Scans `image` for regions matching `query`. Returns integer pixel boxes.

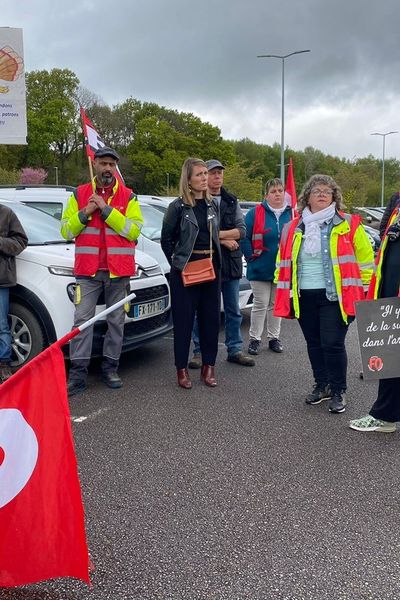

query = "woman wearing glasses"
[274,174,374,413]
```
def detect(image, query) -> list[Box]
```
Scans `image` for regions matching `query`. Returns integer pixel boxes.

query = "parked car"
[0,184,74,219]
[352,207,383,230]
[363,224,381,254]
[0,199,172,369]
[138,196,253,311]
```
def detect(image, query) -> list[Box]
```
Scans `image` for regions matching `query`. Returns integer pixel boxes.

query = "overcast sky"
[3,0,400,161]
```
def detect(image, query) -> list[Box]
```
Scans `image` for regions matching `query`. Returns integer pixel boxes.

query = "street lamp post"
[166,172,170,195]
[257,50,310,185]
[370,131,398,207]
[54,166,59,186]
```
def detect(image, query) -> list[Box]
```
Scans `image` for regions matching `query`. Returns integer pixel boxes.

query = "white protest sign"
[0,27,27,145]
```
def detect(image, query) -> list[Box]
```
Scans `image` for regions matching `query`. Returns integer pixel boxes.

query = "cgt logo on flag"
[0,409,38,509]
[0,335,90,588]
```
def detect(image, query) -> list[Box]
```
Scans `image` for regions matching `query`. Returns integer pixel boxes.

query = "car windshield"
[140,203,164,241]
[0,200,68,245]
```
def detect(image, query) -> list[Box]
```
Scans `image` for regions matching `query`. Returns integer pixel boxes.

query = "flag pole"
[78,292,136,332]
[80,106,95,192]
[57,292,137,348]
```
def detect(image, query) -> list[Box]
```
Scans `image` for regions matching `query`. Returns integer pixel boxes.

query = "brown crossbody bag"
[181,219,216,287]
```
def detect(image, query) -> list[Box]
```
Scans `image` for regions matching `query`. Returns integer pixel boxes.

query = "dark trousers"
[170,266,221,369]
[298,289,350,395]
[370,378,400,422]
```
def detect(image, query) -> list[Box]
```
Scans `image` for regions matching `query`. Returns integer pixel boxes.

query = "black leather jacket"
[161,197,221,272]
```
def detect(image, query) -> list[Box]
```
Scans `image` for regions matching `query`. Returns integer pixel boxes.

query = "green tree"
[26,68,80,180]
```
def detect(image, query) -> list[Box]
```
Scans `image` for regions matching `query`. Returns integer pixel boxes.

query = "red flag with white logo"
[80,107,124,184]
[0,331,90,587]
[285,158,298,218]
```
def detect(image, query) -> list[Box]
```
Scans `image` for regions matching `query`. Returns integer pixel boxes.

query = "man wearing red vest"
[61,147,144,396]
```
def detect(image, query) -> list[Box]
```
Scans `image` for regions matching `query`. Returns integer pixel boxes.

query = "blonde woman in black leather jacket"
[161,157,221,390]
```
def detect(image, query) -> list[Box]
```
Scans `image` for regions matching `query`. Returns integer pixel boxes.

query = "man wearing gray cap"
[189,159,255,367]
[61,146,144,396]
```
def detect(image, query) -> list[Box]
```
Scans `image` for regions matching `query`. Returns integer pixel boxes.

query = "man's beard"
[100,173,113,185]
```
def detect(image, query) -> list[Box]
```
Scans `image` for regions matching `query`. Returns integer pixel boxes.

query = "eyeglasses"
[311,188,333,197]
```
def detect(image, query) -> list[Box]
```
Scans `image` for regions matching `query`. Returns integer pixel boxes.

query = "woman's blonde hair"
[298,174,344,213]
[179,157,212,207]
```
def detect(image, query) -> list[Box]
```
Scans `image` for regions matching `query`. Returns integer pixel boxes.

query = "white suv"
[1,199,172,368]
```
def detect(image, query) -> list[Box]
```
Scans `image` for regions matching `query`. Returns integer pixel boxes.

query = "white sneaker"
[349,415,397,433]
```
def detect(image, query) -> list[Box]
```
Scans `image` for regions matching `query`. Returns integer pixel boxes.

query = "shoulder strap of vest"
[280,216,299,248]
[342,213,361,242]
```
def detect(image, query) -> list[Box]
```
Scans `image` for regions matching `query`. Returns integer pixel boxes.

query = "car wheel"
[9,302,46,368]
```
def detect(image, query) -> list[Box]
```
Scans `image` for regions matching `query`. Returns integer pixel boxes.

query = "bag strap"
[207,203,213,254]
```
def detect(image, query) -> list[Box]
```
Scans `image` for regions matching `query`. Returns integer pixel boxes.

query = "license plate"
[133,298,166,319]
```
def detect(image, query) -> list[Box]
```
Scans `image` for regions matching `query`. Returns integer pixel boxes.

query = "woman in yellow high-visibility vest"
[274,174,374,414]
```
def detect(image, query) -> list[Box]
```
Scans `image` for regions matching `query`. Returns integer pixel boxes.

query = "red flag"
[285,158,298,217]
[0,331,90,587]
[80,107,124,184]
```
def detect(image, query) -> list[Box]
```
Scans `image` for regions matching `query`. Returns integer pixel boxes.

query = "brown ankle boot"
[200,365,217,387]
[177,368,192,389]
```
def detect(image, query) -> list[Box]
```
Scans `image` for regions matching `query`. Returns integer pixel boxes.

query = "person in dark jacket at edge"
[379,191,400,238]
[188,159,255,368]
[350,196,400,432]
[0,203,28,382]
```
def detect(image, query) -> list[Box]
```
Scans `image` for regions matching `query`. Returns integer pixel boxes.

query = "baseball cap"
[94,146,120,161]
[206,159,225,171]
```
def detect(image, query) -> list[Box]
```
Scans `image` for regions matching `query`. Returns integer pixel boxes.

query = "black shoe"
[188,354,202,369]
[101,371,123,389]
[248,339,261,355]
[67,379,87,397]
[305,384,331,405]
[268,338,283,353]
[227,351,255,366]
[329,393,347,414]
[0,361,12,383]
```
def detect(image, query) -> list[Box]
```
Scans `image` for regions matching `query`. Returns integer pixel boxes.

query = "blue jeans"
[192,278,243,356]
[0,288,11,363]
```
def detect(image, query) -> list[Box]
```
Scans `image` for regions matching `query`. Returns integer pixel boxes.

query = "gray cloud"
[3,0,400,159]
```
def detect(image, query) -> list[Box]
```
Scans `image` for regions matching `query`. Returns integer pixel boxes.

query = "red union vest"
[74,182,135,277]
[275,213,364,320]
[251,203,271,257]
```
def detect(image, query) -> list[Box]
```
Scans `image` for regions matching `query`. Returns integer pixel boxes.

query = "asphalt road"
[2,313,400,600]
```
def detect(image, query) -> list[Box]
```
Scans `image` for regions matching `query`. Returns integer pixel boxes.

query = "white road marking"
[71,406,112,423]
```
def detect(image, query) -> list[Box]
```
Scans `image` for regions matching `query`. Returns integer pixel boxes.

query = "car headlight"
[48,265,75,276]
